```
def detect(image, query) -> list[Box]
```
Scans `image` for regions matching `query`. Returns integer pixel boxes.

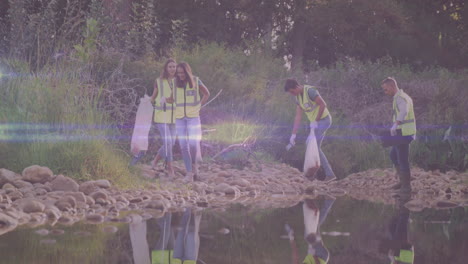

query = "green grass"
[204,119,268,145]
[0,59,137,188]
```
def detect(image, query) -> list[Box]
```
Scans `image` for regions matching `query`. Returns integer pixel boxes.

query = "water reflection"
[285,196,335,264]
[0,197,467,263]
[379,194,414,264]
[130,209,202,264]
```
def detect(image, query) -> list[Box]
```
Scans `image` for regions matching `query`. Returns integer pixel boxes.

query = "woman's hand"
[165,96,174,104]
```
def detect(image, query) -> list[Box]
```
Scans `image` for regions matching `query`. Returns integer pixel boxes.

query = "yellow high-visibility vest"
[174,77,201,119]
[153,78,176,124]
[393,89,416,136]
[297,85,330,122]
[303,254,326,264]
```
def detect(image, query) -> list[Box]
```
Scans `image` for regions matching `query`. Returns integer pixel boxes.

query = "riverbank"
[1,162,467,235]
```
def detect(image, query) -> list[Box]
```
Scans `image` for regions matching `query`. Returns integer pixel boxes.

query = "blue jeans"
[176,117,202,172]
[173,209,202,261]
[155,213,174,250]
[389,137,413,174]
[156,123,176,162]
[308,115,335,178]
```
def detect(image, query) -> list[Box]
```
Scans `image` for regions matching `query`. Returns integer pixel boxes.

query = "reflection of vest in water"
[151,250,197,264]
[172,260,196,264]
[297,85,330,122]
[303,254,326,264]
[392,249,414,264]
[393,89,416,136]
[174,77,200,119]
[154,78,176,124]
[152,250,174,264]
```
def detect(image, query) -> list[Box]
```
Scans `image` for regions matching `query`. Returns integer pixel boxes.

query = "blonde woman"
[150,59,177,177]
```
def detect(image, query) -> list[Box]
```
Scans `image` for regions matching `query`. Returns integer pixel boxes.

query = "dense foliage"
[0,0,467,181]
[1,0,468,70]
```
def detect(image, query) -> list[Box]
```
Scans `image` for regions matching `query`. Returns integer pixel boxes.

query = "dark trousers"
[389,137,413,174]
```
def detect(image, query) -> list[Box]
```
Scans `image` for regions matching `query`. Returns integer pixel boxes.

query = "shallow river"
[0,196,467,264]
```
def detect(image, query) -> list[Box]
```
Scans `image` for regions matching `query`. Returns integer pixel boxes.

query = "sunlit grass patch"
[203,120,268,146]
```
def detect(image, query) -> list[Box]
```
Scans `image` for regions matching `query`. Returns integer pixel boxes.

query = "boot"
[151,154,162,170]
[193,162,199,181]
[184,171,194,182]
[167,162,175,178]
[386,167,402,190]
[130,151,144,166]
[393,170,412,194]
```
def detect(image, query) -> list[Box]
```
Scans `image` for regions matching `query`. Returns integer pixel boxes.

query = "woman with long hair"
[150,58,177,177]
[173,62,210,182]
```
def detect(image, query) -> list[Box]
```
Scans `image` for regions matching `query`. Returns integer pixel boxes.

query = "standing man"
[381,77,416,194]
[284,79,336,182]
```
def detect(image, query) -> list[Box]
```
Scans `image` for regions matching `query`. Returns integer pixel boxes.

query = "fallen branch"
[211,136,259,162]
[202,89,223,108]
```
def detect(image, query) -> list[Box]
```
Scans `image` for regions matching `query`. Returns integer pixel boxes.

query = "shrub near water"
[0,59,135,187]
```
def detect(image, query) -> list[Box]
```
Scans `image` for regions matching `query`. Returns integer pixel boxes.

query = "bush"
[2,40,466,183]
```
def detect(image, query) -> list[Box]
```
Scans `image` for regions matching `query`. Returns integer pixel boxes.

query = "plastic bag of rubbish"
[303,128,321,180]
[130,95,153,155]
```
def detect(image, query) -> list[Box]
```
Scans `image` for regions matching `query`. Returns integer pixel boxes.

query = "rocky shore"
[1,162,467,236]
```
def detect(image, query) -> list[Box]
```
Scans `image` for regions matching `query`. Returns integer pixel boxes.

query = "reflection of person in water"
[286,196,335,264]
[379,195,414,264]
[151,209,202,264]
[151,213,175,264]
[129,214,151,264]
[302,197,335,264]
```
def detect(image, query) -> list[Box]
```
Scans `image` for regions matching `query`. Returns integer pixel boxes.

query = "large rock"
[144,200,167,211]
[27,212,47,228]
[231,178,250,188]
[89,190,109,201]
[0,169,20,187]
[79,181,100,195]
[86,214,104,224]
[3,208,30,225]
[44,205,62,223]
[214,183,231,193]
[2,183,16,191]
[55,196,77,211]
[18,198,46,213]
[224,186,241,196]
[22,165,53,184]
[50,175,79,192]
[0,212,18,235]
[67,192,87,203]
[12,180,33,189]
[8,190,23,201]
[94,180,111,189]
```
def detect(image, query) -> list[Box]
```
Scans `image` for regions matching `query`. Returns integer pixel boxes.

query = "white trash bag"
[303,128,321,180]
[130,95,153,155]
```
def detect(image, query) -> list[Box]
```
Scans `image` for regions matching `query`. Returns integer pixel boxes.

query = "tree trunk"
[103,0,133,22]
[291,18,306,71]
[290,0,307,71]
